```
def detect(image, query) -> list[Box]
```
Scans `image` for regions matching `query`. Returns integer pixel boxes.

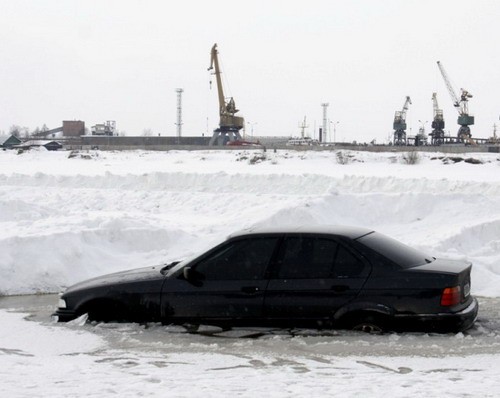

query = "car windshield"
[164,237,228,276]
[356,232,433,268]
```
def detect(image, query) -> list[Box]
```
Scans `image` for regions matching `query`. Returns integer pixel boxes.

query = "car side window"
[194,237,278,280]
[277,237,337,279]
[333,245,366,278]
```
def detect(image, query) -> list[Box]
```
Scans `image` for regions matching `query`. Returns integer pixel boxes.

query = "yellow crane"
[208,43,245,146]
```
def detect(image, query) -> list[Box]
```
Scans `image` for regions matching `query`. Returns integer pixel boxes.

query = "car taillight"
[441,286,461,306]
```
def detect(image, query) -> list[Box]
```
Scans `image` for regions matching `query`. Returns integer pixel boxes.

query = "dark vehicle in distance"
[54,226,478,333]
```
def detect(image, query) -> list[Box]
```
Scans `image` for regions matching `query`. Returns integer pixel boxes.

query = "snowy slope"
[0,148,499,296]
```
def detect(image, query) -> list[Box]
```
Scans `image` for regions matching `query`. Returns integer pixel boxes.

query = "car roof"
[227,225,373,240]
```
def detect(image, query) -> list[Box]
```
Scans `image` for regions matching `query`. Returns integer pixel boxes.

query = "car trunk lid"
[408,258,472,306]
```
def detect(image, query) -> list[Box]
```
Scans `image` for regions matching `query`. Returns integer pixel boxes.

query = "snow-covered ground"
[2,305,500,398]
[1,148,499,296]
[1,148,500,397]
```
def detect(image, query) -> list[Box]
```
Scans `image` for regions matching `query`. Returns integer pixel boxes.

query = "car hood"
[64,265,165,294]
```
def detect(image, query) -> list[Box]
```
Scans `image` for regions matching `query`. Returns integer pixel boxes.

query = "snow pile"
[0,149,499,296]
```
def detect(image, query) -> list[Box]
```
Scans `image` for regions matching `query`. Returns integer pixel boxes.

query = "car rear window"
[356,232,432,268]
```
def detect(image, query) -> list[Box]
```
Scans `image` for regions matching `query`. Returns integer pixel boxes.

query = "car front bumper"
[52,308,78,322]
[394,297,479,333]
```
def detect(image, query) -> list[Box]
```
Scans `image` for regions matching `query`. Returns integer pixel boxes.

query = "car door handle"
[241,286,260,294]
[330,285,349,292]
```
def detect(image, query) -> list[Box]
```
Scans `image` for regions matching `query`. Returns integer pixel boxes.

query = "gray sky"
[0,0,498,143]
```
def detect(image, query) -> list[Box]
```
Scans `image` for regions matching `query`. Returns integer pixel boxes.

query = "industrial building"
[33,121,85,138]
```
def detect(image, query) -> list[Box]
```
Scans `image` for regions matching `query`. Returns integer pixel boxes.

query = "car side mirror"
[182,267,204,287]
[183,267,192,280]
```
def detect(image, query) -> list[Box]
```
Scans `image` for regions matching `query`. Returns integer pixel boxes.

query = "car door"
[161,236,279,322]
[263,234,370,322]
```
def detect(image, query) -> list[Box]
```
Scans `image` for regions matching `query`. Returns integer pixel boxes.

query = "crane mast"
[432,92,439,114]
[437,61,460,107]
[208,43,226,117]
[436,61,474,141]
[207,43,245,146]
[430,92,445,145]
[393,96,411,145]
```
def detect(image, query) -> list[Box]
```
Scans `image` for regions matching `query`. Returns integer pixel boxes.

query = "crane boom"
[396,96,411,123]
[432,92,439,114]
[208,44,226,116]
[431,92,444,124]
[402,96,412,112]
[437,61,460,108]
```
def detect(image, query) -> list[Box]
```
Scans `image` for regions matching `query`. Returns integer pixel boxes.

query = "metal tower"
[175,88,184,139]
[321,103,329,142]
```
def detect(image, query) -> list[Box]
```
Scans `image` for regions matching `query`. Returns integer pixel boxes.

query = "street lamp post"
[247,122,257,139]
[418,120,428,131]
[330,121,340,144]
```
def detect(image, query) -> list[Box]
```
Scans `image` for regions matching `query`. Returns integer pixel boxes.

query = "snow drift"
[0,149,499,296]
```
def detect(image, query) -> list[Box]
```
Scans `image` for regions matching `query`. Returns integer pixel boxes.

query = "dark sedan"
[54,226,478,333]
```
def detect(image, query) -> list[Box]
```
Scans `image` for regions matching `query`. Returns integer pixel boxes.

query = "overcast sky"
[0,0,498,143]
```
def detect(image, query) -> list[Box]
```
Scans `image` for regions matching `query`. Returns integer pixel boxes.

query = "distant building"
[62,121,85,137]
[91,121,116,136]
[32,121,85,138]
[0,135,22,149]
[13,140,63,151]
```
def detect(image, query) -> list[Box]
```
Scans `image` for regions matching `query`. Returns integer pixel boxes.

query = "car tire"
[347,313,387,334]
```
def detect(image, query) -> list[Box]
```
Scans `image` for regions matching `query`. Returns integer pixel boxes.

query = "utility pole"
[247,122,257,138]
[321,103,329,142]
[299,117,309,138]
[330,121,339,144]
[175,88,184,142]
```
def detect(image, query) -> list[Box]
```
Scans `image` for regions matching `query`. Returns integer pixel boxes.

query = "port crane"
[393,96,411,145]
[207,43,245,146]
[437,61,474,142]
[430,92,445,145]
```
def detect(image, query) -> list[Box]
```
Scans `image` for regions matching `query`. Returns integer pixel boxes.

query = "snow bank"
[1,149,499,296]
